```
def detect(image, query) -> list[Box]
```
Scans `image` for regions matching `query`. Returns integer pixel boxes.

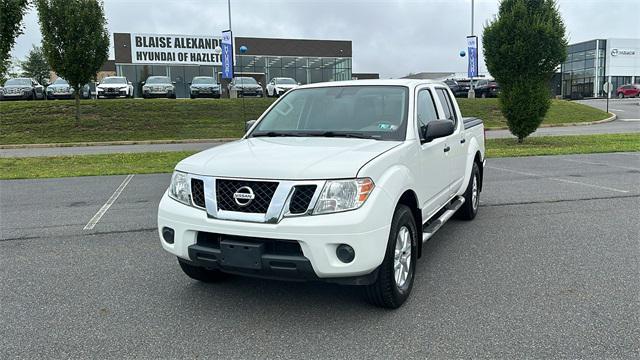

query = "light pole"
[227,0,232,31]
[468,0,476,99]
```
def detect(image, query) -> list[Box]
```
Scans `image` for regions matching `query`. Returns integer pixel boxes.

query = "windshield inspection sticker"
[378,123,395,130]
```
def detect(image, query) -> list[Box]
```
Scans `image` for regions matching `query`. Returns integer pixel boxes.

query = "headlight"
[313,178,374,214]
[169,171,191,205]
[143,86,150,91]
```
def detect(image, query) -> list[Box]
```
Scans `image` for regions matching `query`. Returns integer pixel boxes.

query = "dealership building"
[561,38,640,98]
[108,33,353,98]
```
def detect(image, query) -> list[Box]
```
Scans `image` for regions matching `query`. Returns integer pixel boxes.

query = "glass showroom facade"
[112,33,352,98]
[561,38,640,98]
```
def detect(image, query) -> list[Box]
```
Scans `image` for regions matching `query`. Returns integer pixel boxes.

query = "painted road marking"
[488,166,629,194]
[83,174,134,230]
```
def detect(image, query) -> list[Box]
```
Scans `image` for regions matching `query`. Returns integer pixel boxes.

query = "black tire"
[617,92,624,99]
[364,204,417,309]
[481,92,486,98]
[456,161,480,220]
[190,94,195,99]
[178,258,227,282]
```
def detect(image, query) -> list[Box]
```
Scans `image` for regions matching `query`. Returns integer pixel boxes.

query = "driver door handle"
[460,138,466,144]
[443,146,451,153]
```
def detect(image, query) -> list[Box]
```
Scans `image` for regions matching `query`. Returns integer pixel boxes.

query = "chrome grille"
[216,179,278,214]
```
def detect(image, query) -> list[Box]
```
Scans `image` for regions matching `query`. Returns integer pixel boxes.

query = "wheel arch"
[397,189,423,259]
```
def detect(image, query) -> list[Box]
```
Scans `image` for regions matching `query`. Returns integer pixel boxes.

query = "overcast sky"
[11,0,640,78]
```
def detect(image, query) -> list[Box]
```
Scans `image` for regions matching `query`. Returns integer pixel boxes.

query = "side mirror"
[422,120,455,143]
[245,120,257,133]
[187,82,191,85]
[172,81,176,85]
[258,82,262,86]
[140,81,145,85]
[297,82,301,85]
[128,81,132,85]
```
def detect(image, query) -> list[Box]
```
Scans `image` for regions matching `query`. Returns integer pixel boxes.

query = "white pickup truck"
[158,79,485,308]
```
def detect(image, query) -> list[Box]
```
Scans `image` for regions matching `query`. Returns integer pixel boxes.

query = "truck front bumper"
[157,189,393,282]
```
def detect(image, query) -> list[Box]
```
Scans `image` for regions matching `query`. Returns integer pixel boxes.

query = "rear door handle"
[443,146,451,153]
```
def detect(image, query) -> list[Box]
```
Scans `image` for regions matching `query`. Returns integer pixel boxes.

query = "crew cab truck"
[158,79,485,308]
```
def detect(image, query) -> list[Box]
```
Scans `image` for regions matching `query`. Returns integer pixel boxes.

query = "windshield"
[5,78,31,86]
[53,78,68,85]
[102,77,126,84]
[236,77,257,85]
[146,76,170,84]
[250,86,409,141]
[192,77,216,85]
[275,78,296,85]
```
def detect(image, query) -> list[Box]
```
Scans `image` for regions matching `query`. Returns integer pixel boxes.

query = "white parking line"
[83,174,134,230]
[488,166,629,194]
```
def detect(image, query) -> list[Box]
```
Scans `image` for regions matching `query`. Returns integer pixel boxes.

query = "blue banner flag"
[221,30,234,79]
[467,36,478,79]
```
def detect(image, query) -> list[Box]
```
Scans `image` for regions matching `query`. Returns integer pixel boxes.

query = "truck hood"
[176,137,401,180]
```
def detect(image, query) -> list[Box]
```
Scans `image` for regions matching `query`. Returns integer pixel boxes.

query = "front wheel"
[617,92,624,99]
[456,161,480,220]
[178,258,227,282]
[364,204,417,309]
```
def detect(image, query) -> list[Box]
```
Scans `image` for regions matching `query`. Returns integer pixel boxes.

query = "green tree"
[21,44,50,85]
[483,0,567,142]
[0,0,30,78]
[36,0,109,121]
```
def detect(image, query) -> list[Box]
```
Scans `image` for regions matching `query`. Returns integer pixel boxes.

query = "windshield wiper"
[301,131,380,140]
[251,131,303,138]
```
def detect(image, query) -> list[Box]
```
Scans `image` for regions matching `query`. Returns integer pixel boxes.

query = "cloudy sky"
[11,0,640,78]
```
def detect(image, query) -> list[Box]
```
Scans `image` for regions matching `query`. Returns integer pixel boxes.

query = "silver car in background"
[0,78,46,100]
[229,76,264,97]
[142,76,176,99]
[46,78,76,99]
[189,76,221,98]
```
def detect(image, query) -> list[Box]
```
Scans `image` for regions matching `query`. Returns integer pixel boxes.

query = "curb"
[0,138,237,150]
[485,113,617,131]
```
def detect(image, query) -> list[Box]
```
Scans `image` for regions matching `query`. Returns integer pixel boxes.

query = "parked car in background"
[229,76,264,97]
[0,78,45,100]
[46,78,75,99]
[142,76,176,99]
[96,76,134,99]
[266,77,299,97]
[454,79,471,97]
[443,79,467,97]
[616,84,640,98]
[189,76,221,99]
[474,79,500,98]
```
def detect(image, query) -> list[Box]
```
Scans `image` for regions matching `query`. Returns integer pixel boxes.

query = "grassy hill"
[0,98,610,145]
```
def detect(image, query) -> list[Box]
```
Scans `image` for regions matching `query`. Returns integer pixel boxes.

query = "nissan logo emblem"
[233,186,255,207]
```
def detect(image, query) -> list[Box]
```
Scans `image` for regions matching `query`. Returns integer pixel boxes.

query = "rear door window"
[435,88,457,125]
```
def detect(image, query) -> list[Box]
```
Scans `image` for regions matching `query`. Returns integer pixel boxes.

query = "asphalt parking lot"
[1,152,639,359]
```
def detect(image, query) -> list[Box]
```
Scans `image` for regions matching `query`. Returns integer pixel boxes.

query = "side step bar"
[422,196,465,243]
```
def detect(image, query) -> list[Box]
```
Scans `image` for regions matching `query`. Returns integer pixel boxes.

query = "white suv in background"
[96,76,134,99]
[266,77,300,97]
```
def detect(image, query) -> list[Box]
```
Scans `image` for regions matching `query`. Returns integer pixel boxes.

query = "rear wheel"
[364,204,417,309]
[618,92,624,99]
[178,258,227,282]
[456,161,480,220]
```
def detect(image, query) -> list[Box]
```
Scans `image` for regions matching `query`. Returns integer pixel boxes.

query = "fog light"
[336,244,355,263]
[162,227,174,244]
